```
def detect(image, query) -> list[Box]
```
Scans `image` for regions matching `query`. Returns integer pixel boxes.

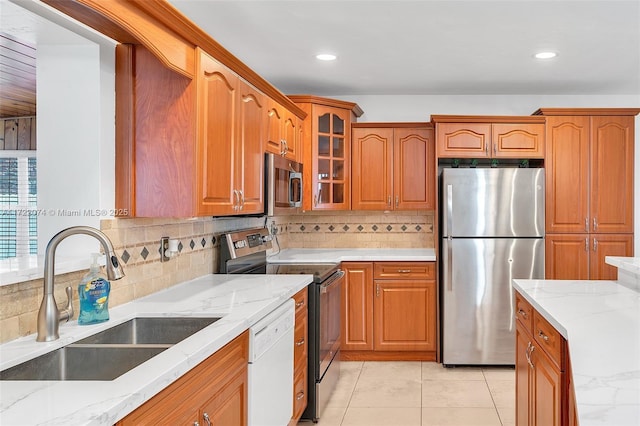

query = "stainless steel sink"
[0,317,221,381]
[75,317,220,345]
[0,345,168,381]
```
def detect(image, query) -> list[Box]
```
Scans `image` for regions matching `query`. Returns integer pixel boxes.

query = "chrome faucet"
[36,226,125,342]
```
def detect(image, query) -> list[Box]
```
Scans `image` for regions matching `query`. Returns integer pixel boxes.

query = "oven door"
[318,270,343,377]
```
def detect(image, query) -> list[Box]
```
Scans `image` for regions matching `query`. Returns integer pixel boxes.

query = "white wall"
[330,94,640,252]
[37,42,115,258]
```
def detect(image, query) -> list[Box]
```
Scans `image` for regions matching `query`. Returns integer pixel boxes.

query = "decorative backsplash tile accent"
[270,210,435,249]
[0,215,267,344]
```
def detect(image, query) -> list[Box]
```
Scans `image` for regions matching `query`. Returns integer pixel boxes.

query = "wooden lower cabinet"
[289,287,309,425]
[515,291,577,426]
[341,262,436,360]
[117,331,248,426]
[546,233,633,280]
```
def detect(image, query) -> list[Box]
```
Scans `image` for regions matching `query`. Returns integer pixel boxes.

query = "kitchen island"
[0,273,312,425]
[512,256,640,426]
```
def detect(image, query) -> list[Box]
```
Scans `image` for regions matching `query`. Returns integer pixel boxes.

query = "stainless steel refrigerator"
[441,168,545,366]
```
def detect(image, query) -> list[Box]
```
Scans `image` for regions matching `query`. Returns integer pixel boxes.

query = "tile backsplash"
[0,215,266,344]
[271,210,435,249]
[0,211,433,343]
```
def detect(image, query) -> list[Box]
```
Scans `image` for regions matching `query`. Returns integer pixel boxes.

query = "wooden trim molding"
[430,115,546,123]
[533,108,640,116]
[114,44,135,216]
[288,94,364,117]
[352,122,432,128]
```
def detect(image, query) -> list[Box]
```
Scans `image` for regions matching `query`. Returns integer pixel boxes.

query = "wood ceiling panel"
[0,33,36,119]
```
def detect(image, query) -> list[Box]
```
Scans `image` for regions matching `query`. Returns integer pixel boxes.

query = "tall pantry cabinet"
[536,109,640,280]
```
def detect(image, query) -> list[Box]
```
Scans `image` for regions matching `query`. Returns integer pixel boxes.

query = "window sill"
[0,255,102,287]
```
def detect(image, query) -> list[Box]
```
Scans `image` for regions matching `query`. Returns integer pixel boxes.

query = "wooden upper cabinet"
[196,49,238,216]
[492,123,545,158]
[351,128,394,210]
[289,95,363,211]
[544,116,590,234]
[436,123,491,158]
[196,49,264,216]
[265,100,300,161]
[351,124,435,211]
[394,127,435,210]
[590,116,634,234]
[432,116,545,159]
[541,111,637,235]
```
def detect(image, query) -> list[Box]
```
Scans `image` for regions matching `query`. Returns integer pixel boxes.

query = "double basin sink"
[0,317,220,381]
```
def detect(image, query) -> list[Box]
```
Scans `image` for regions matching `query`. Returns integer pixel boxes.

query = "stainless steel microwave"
[265,152,303,216]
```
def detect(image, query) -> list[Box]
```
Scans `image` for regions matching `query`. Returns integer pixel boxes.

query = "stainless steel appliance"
[440,168,545,366]
[219,227,343,423]
[265,152,303,216]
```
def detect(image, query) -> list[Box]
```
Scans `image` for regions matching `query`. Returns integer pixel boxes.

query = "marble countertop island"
[513,258,640,426]
[0,274,312,425]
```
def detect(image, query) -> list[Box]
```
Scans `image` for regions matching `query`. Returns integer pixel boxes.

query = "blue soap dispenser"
[78,253,111,325]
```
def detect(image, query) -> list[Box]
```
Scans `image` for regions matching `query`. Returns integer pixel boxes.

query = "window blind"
[0,153,37,260]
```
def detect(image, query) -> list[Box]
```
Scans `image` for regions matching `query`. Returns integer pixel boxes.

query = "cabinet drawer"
[291,368,307,423]
[293,287,308,317]
[515,291,533,333]
[533,310,564,369]
[293,314,308,369]
[374,262,434,279]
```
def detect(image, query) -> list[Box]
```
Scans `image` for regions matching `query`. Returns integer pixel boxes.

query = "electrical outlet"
[160,236,170,262]
[270,222,278,235]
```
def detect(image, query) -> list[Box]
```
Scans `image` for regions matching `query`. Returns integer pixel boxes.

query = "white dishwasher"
[248,299,295,426]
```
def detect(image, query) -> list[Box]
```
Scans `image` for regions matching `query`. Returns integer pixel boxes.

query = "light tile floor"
[299,361,515,426]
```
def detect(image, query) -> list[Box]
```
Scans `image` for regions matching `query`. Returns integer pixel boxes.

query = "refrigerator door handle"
[446,184,453,238]
[447,240,453,291]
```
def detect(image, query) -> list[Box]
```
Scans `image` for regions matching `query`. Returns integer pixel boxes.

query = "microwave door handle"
[289,171,302,207]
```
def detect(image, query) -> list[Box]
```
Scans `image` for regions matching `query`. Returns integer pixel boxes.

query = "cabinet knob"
[296,391,305,401]
[517,309,528,319]
[296,338,305,346]
[295,300,305,308]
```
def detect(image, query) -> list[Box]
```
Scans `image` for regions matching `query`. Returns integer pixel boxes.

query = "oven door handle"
[320,270,345,293]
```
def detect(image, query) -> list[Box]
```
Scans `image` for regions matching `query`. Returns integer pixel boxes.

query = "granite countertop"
[267,247,436,263]
[0,274,312,425]
[512,278,640,426]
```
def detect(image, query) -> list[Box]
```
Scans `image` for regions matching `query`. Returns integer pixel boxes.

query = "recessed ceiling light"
[534,51,557,59]
[316,53,337,61]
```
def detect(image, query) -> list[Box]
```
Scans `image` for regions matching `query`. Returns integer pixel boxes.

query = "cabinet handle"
[296,338,305,346]
[485,143,489,155]
[284,139,289,155]
[537,330,549,342]
[493,143,497,155]
[387,196,391,207]
[585,238,589,252]
[585,217,589,232]
[317,188,322,205]
[203,413,211,426]
[593,238,598,252]
[525,342,535,369]
[517,309,528,319]
[239,190,245,210]
[397,269,411,273]
[376,283,380,297]
[280,139,286,156]
[395,195,399,208]
[295,300,305,308]
[296,391,305,401]
[233,189,240,211]
[194,422,200,426]
[593,217,598,231]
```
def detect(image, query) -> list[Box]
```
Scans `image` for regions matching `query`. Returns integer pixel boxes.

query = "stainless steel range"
[219,227,344,423]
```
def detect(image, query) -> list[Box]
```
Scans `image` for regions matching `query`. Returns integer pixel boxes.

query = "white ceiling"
[168,0,640,96]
